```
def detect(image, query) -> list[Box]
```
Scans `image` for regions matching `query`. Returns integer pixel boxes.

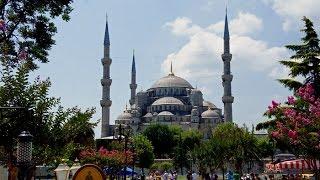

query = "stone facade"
[114,68,223,138]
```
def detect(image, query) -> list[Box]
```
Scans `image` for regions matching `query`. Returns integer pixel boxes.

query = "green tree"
[278,17,320,94]
[0,0,73,70]
[193,123,261,176]
[143,124,175,158]
[133,135,155,175]
[173,129,202,173]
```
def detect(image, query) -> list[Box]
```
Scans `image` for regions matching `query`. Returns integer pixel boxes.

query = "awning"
[276,159,320,170]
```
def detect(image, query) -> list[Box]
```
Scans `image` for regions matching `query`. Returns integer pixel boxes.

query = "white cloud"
[264,0,320,31]
[208,12,263,35]
[231,12,263,35]
[164,17,202,36]
[162,12,289,87]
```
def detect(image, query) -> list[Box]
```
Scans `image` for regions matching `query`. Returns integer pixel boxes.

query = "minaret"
[129,50,137,106]
[100,15,112,137]
[221,9,234,122]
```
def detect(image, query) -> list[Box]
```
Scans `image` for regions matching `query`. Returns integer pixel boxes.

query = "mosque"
[100,12,234,138]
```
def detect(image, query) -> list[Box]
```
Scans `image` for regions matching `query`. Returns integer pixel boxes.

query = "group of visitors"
[187,171,219,180]
[147,170,178,180]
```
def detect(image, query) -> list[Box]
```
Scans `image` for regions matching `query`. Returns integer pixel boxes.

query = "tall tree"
[194,123,261,176]
[143,124,175,158]
[133,135,154,176]
[173,129,202,172]
[278,17,320,94]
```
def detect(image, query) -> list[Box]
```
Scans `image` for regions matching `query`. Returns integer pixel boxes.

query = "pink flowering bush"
[79,147,133,170]
[264,83,320,165]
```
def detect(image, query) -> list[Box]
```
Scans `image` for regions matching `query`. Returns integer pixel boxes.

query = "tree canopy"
[278,17,320,94]
[143,124,176,158]
[0,0,73,70]
[133,134,154,170]
[257,17,320,177]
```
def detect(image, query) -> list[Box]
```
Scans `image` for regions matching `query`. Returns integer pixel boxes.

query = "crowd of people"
[146,170,219,180]
[147,170,178,180]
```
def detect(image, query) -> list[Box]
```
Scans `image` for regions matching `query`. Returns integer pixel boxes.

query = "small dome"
[151,74,193,89]
[143,112,153,118]
[152,97,184,106]
[201,109,220,118]
[117,111,133,120]
[158,111,174,116]
[203,100,217,109]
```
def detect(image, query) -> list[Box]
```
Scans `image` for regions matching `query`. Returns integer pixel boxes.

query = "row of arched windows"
[148,88,188,97]
[147,104,191,113]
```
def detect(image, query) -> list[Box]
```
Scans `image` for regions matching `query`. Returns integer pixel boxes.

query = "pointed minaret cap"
[132,49,136,73]
[224,7,230,40]
[169,61,174,76]
[104,13,110,46]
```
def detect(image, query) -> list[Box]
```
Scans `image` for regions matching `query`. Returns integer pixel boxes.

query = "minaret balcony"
[100,99,112,107]
[221,54,232,61]
[221,74,233,81]
[130,84,137,89]
[222,96,234,103]
[101,79,112,86]
[101,57,112,65]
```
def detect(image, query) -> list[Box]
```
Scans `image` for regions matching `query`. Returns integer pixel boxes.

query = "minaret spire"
[221,7,234,122]
[224,7,230,53]
[104,13,110,47]
[101,14,112,137]
[129,49,137,106]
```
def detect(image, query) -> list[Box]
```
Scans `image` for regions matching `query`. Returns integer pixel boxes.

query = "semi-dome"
[203,100,217,109]
[117,111,133,120]
[143,112,153,118]
[201,108,220,118]
[158,111,174,116]
[152,97,184,106]
[151,74,193,89]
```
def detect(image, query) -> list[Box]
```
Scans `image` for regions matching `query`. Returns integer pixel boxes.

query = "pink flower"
[98,146,107,155]
[302,118,311,125]
[287,96,295,105]
[18,48,28,60]
[283,108,296,118]
[288,130,298,140]
[272,100,280,108]
[271,131,280,138]
[0,19,6,31]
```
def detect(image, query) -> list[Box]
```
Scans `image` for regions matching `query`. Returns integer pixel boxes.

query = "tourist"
[173,171,178,180]
[192,171,198,180]
[163,171,169,180]
[187,170,192,180]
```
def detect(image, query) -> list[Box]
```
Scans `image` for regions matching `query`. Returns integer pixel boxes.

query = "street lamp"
[54,161,70,180]
[68,158,81,179]
[17,131,33,180]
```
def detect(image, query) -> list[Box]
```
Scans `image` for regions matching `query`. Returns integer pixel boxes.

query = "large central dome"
[151,74,193,89]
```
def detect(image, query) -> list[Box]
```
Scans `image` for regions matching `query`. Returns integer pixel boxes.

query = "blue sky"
[30,0,320,137]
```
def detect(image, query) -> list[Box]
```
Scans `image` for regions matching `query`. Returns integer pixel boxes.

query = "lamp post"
[54,161,70,180]
[68,158,81,179]
[17,131,33,180]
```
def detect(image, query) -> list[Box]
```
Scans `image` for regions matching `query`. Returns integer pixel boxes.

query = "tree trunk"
[222,168,225,180]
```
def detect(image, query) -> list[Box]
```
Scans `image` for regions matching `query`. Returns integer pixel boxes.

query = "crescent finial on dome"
[169,60,174,76]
